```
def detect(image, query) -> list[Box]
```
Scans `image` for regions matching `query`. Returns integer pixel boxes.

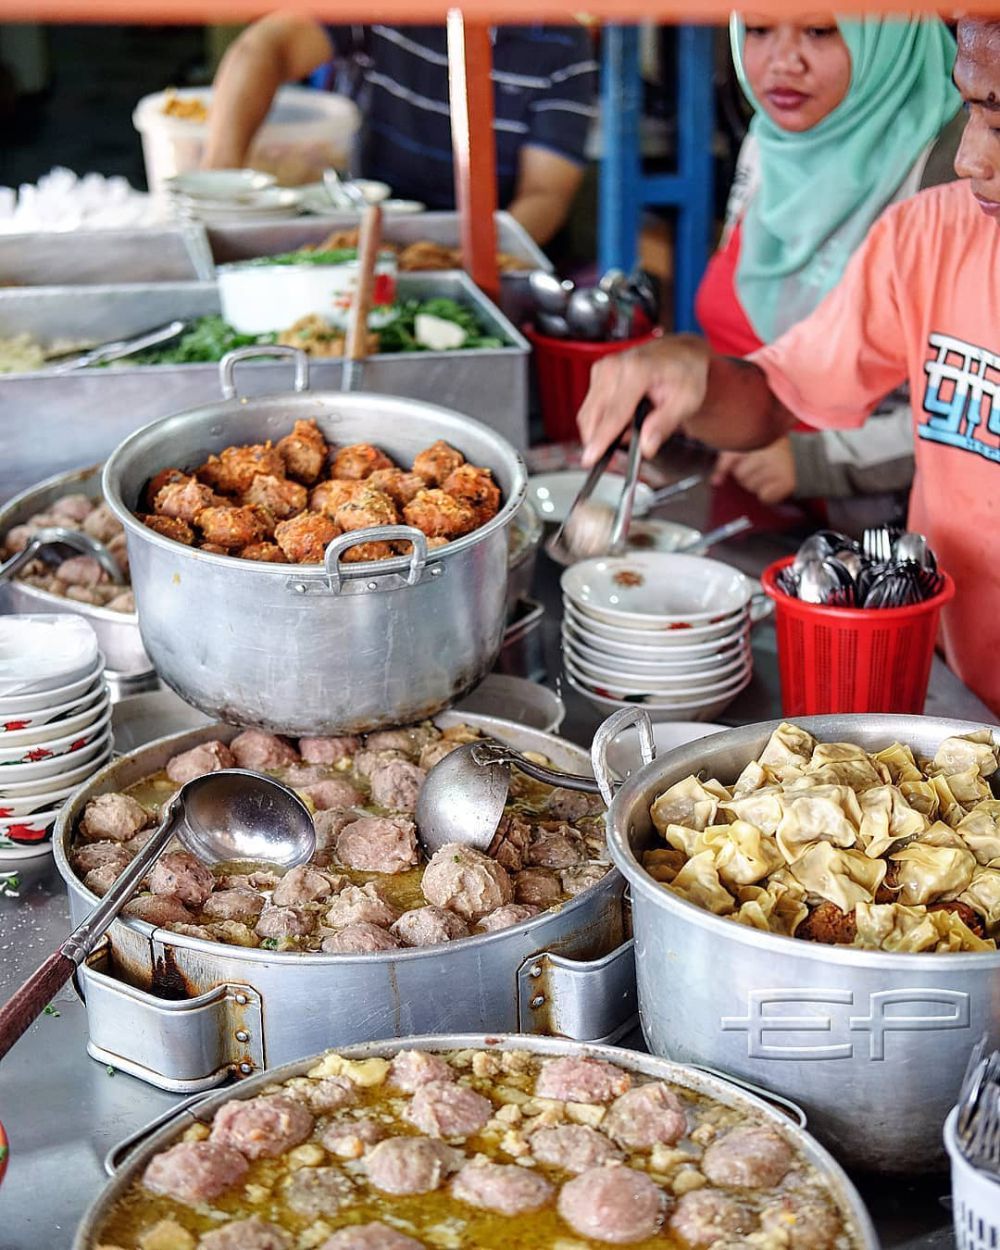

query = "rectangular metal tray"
[0,224,214,286]
[0,271,529,504]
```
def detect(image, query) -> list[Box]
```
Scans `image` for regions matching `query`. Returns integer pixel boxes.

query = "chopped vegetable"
[123,316,277,366]
[378,297,503,353]
[43,1004,60,1017]
[246,248,360,267]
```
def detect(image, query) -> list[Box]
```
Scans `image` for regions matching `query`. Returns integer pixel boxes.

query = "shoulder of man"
[874,180,975,253]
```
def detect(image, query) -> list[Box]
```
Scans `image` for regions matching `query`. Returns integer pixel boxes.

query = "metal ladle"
[0,769,315,1061]
[416,707,654,857]
[0,527,124,586]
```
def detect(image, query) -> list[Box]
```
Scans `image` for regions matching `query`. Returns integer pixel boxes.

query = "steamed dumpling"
[874,742,924,786]
[734,878,809,937]
[931,769,991,827]
[929,731,998,780]
[775,786,862,863]
[855,901,992,953]
[650,775,730,835]
[786,841,886,911]
[696,820,785,889]
[720,787,785,836]
[758,722,815,770]
[898,780,940,821]
[858,785,928,859]
[667,851,735,915]
[957,801,1000,865]
[889,841,976,906]
[960,864,1000,932]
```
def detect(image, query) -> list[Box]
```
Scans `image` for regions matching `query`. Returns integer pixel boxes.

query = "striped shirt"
[327,25,597,210]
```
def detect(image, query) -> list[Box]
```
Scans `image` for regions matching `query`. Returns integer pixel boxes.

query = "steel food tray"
[0,224,214,287]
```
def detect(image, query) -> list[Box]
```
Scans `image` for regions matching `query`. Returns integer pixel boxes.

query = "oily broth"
[93,1049,854,1250]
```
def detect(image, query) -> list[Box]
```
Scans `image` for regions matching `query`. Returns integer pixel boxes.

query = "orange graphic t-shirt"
[751,180,1000,715]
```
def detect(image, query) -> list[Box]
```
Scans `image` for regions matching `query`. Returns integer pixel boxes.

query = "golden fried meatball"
[403,489,477,539]
[238,542,289,563]
[796,902,857,945]
[341,541,395,563]
[442,464,501,526]
[196,505,269,550]
[276,419,329,484]
[140,514,194,545]
[155,479,225,525]
[367,468,427,508]
[144,467,189,511]
[198,442,286,496]
[310,479,363,518]
[331,443,395,481]
[242,474,308,521]
[274,511,340,563]
[412,439,465,486]
[200,543,229,555]
[929,900,987,938]
[334,487,398,533]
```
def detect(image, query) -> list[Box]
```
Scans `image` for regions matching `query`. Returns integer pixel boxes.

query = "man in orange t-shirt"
[577,17,1000,716]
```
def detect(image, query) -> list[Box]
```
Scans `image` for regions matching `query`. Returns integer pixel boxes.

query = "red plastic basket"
[524,325,659,443]
[761,556,956,716]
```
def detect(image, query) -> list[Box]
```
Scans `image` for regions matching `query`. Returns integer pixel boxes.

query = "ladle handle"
[471,742,601,794]
[0,527,123,586]
[0,950,77,1061]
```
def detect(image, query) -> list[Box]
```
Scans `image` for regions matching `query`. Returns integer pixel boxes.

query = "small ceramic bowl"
[0,745,112,798]
[563,636,750,691]
[603,720,728,778]
[563,600,749,647]
[0,657,103,716]
[0,782,76,818]
[0,678,105,734]
[562,619,748,673]
[564,652,752,702]
[0,617,100,702]
[564,667,752,723]
[0,728,112,782]
[0,806,59,847]
[0,688,110,750]
[165,168,276,199]
[0,706,112,766]
[562,613,751,661]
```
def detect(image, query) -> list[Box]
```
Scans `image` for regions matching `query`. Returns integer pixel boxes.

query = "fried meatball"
[311,479,363,518]
[422,844,513,922]
[442,464,501,526]
[341,541,395,563]
[332,443,395,481]
[198,442,286,495]
[230,728,299,770]
[412,439,465,486]
[277,418,329,484]
[155,479,223,524]
[796,901,858,945]
[195,504,267,550]
[274,510,340,563]
[403,489,477,540]
[140,513,194,545]
[367,468,427,508]
[322,922,401,953]
[210,1093,314,1160]
[144,467,188,511]
[243,473,308,520]
[200,543,229,556]
[334,486,398,532]
[929,899,988,937]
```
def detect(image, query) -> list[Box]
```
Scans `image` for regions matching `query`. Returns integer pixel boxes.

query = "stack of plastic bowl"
[0,616,112,860]
[560,552,755,722]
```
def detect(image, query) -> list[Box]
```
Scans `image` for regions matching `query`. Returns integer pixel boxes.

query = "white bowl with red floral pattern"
[0,806,60,850]
[0,659,103,717]
[0,679,105,734]
[0,713,112,777]
[0,688,110,751]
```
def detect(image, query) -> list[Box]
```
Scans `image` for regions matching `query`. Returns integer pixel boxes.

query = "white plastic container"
[133,85,361,191]
[945,1107,1000,1250]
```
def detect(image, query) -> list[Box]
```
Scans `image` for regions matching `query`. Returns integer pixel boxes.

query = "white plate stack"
[0,616,113,860]
[560,552,756,722]
[164,170,303,225]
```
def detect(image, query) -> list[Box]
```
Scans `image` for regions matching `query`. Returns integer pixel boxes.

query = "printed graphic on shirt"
[919,331,1000,464]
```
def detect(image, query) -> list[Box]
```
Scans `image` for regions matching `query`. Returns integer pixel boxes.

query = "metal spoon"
[535,311,571,339]
[322,168,367,211]
[529,271,574,315]
[0,526,124,586]
[566,288,613,341]
[416,707,654,856]
[0,769,314,1060]
[894,531,936,571]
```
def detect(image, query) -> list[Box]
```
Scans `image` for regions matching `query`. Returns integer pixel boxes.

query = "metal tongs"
[0,527,124,585]
[45,321,187,374]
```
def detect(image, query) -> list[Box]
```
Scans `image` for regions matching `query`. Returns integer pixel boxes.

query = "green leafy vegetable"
[245,248,359,267]
[43,1004,60,1017]
[377,298,503,353]
[124,316,277,366]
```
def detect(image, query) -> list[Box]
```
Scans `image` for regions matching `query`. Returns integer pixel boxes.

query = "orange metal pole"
[446,10,501,301]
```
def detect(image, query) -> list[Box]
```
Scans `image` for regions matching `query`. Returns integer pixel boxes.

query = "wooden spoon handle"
[0,949,76,1061]
[346,203,383,363]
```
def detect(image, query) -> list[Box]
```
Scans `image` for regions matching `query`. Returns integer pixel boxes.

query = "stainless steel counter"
[0,473,984,1248]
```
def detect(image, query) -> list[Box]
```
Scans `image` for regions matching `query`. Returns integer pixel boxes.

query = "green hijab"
[732,15,960,342]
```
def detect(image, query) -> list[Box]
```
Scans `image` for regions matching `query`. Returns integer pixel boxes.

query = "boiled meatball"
[272,865,338,907]
[388,1049,455,1091]
[300,778,364,810]
[274,510,340,563]
[243,473,308,521]
[669,1190,756,1249]
[230,728,300,770]
[334,486,398,532]
[335,815,419,874]
[442,464,501,526]
[56,556,108,587]
[125,894,193,926]
[422,844,513,922]
[531,1125,623,1173]
[311,479,363,518]
[198,442,286,495]
[353,747,408,778]
[412,439,465,486]
[80,792,149,842]
[255,906,315,940]
[239,542,289,563]
[557,1166,662,1245]
[544,787,604,822]
[155,479,223,524]
[561,864,609,897]
[535,1056,631,1104]
[200,1218,290,1250]
[322,1119,386,1157]
[419,739,460,771]
[366,726,440,757]
[51,493,94,523]
[332,443,394,481]
[602,1082,687,1149]
[515,868,563,907]
[488,812,532,873]
[210,1093,314,1159]
[392,906,470,946]
[72,840,133,875]
[452,1161,553,1215]
[322,922,401,953]
[405,1080,492,1138]
[277,418,329,484]
[313,809,362,864]
[527,822,588,869]
[403,489,477,539]
[142,1140,248,1205]
[107,590,136,613]
[318,1224,424,1250]
[477,903,540,933]
[140,513,194,545]
[301,1075,358,1113]
[702,1126,793,1189]
[367,468,427,508]
[83,501,123,544]
[368,758,426,812]
[283,763,331,787]
[283,1166,354,1218]
[325,882,399,929]
[166,740,236,785]
[300,735,361,764]
[202,888,266,923]
[149,852,215,908]
[196,504,269,550]
[760,1197,841,1250]
[365,1136,463,1195]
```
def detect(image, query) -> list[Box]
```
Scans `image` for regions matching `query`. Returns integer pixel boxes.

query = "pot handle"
[518,940,638,1044]
[323,525,429,592]
[103,1092,211,1176]
[591,707,656,805]
[684,1062,808,1129]
[219,345,310,400]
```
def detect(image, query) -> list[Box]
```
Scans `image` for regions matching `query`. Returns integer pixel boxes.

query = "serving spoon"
[0,527,124,586]
[0,769,315,1061]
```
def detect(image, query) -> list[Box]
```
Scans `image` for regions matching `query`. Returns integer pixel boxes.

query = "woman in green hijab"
[697,14,962,532]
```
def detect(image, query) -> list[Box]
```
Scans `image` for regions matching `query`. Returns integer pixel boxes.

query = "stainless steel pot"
[54,713,635,1093]
[73,1032,878,1250]
[507,498,542,619]
[594,713,1000,1173]
[0,464,152,678]
[101,348,527,735]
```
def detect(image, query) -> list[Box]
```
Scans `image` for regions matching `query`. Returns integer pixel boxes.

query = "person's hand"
[710,437,797,505]
[577,335,711,467]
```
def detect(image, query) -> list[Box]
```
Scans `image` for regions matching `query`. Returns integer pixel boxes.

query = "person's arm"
[507,145,585,245]
[202,13,334,169]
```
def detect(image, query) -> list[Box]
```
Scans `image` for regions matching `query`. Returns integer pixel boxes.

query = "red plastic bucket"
[761,556,956,716]
[524,326,659,443]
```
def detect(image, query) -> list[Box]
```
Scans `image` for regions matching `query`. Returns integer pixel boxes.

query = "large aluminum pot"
[595,713,1000,1173]
[0,464,152,678]
[55,713,635,1093]
[102,348,527,734]
[74,1032,878,1250]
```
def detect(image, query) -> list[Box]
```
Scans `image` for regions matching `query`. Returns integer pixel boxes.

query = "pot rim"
[605,711,1000,971]
[101,391,527,582]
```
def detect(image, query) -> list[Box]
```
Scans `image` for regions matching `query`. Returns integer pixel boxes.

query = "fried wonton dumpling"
[786,842,886,911]
[957,801,1000,865]
[758,722,816,770]
[661,823,703,859]
[734,879,809,937]
[889,841,977,906]
[960,864,1000,933]
[854,901,994,953]
[858,785,929,859]
[696,820,785,889]
[650,775,730,836]
[929,731,998,780]
[898,780,940,821]
[720,787,785,837]
[931,769,992,827]
[667,851,735,915]
[874,742,924,786]
[775,786,862,864]
[803,758,886,793]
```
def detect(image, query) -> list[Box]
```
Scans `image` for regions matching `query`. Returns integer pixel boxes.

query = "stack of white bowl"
[0,616,112,860]
[561,552,755,722]
[164,170,303,225]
